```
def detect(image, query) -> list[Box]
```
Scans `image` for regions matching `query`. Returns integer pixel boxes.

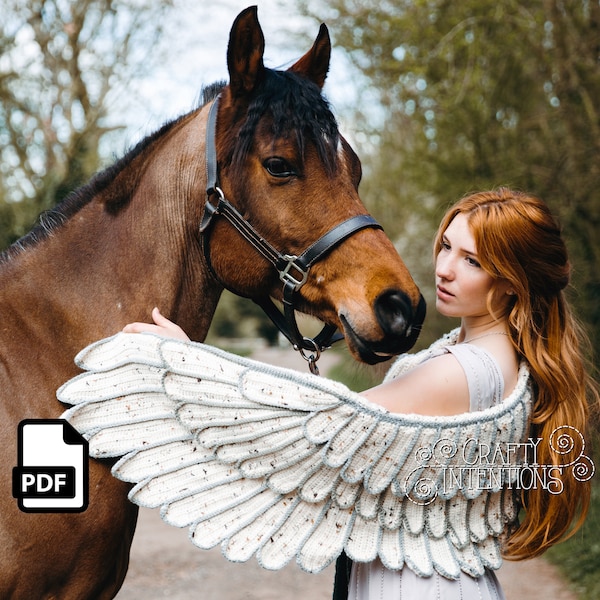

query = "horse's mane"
[199,81,226,106]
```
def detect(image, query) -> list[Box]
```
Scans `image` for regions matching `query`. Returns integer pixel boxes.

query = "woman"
[78,188,597,599]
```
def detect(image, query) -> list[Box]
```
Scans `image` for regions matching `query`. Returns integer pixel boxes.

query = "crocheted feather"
[58,332,533,577]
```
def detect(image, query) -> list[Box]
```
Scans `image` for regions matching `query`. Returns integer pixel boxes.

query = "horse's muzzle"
[340,292,426,364]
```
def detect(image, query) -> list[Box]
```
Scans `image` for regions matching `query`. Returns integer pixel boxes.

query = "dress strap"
[445,344,505,411]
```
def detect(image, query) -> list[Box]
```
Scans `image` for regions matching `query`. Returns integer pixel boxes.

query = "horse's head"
[203,7,425,364]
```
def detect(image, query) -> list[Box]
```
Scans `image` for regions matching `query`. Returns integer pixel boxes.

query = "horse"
[0,6,425,598]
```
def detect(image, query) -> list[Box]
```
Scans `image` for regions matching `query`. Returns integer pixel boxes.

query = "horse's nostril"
[374,290,413,338]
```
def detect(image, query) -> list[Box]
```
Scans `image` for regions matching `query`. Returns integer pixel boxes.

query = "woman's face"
[435,213,509,322]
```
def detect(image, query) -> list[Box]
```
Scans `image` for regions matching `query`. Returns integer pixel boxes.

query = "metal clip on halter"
[296,338,322,375]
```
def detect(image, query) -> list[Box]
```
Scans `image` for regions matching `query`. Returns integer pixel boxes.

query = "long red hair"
[434,187,598,559]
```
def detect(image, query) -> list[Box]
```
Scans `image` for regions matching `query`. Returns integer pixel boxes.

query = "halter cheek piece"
[200,96,383,374]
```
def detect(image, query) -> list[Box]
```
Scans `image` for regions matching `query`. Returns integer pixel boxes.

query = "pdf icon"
[13,419,89,513]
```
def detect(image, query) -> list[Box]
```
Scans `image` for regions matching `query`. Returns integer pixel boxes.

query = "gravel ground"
[115,346,578,600]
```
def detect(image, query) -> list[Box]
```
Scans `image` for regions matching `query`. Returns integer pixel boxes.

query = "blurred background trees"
[0,0,174,246]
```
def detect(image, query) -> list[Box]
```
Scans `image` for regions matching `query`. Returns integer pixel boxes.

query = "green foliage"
[326,347,387,392]
[206,291,280,346]
[546,482,600,599]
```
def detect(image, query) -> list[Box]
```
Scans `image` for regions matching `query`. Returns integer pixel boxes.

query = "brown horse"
[0,7,424,598]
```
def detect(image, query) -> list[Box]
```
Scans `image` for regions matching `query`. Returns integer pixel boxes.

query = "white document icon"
[13,419,89,512]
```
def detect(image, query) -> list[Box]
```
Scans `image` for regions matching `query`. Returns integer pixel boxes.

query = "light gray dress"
[347,343,507,600]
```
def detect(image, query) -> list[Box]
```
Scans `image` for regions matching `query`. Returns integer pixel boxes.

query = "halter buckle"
[199,187,225,233]
[279,255,309,290]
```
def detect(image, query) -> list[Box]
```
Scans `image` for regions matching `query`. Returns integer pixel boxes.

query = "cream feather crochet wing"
[58,333,533,579]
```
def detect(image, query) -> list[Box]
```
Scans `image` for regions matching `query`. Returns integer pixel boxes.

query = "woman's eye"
[466,256,481,268]
[264,157,296,178]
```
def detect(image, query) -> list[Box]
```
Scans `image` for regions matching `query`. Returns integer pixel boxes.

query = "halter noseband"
[200,96,383,374]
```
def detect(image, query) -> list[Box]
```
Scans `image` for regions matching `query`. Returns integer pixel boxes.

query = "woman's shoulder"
[460,335,520,402]
[364,350,472,415]
[384,329,521,412]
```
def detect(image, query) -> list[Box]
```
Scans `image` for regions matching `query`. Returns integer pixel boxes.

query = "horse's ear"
[288,24,331,89]
[227,6,265,98]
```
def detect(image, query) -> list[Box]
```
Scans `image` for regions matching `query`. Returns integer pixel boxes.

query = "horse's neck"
[0,221,220,352]
[0,105,220,364]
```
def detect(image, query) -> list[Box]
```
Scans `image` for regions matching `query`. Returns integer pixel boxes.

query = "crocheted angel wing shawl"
[58,333,533,579]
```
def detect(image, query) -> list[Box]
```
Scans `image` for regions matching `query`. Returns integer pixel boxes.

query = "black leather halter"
[200,96,383,373]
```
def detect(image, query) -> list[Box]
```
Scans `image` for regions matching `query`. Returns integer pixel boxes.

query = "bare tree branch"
[0,0,175,246]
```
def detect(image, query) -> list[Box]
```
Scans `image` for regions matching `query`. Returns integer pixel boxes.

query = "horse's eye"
[264,157,296,178]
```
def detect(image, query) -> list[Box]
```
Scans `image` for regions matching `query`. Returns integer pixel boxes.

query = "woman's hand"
[123,307,190,341]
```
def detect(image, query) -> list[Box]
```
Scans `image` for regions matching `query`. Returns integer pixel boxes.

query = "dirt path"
[115,346,577,600]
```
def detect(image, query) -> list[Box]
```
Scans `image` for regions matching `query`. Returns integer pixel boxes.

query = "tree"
[0,0,174,247]
[301,0,600,346]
